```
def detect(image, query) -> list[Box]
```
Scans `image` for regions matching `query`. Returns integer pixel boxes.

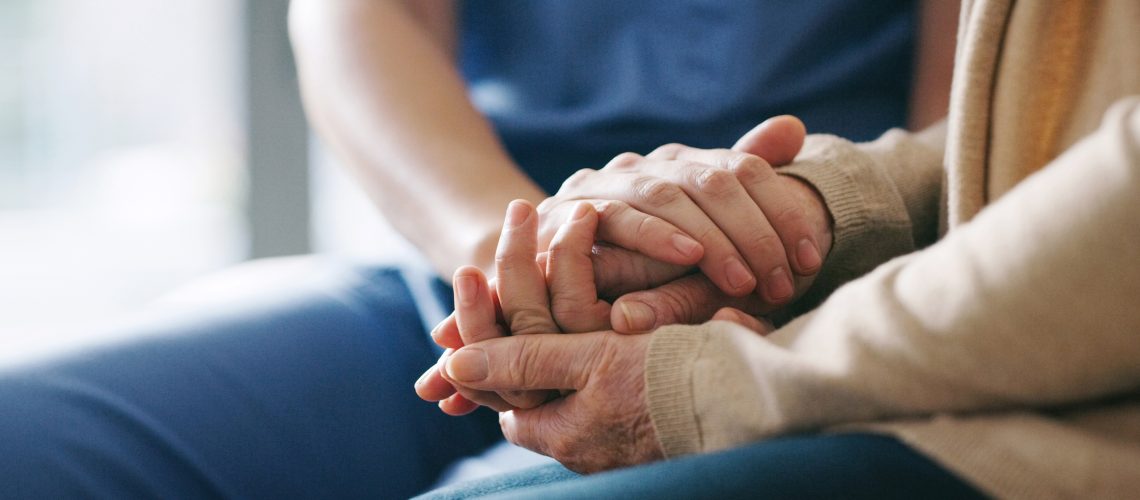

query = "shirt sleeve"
[646,98,1140,457]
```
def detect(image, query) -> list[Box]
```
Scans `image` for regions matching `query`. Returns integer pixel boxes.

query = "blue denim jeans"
[420,434,986,500]
[0,262,502,499]
[0,261,982,498]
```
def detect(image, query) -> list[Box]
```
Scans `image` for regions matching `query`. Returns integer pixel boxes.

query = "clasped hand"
[414,117,828,473]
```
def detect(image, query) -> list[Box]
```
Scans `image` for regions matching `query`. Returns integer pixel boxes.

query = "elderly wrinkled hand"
[416,199,606,413]
[414,199,773,473]
[419,198,705,469]
[417,116,826,413]
[445,329,659,473]
[440,307,770,473]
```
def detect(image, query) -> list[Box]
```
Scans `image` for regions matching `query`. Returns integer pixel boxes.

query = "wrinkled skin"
[414,116,819,472]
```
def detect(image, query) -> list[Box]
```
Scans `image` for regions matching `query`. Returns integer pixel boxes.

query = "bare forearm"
[289,0,545,275]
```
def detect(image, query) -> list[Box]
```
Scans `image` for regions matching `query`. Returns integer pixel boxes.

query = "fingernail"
[619,301,656,332]
[670,234,701,258]
[446,348,489,382]
[569,202,591,222]
[725,258,756,291]
[796,239,822,272]
[456,275,478,307]
[766,267,794,302]
[505,201,529,228]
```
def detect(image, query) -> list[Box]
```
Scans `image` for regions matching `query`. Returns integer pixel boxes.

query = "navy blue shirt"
[460,0,915,194]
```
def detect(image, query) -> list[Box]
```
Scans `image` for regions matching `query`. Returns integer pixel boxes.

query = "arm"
[290,4,830,304]
[647,98,1140,456]
[288,0,545,275]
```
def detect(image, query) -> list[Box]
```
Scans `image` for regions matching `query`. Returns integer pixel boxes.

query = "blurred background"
[0,1,396,352]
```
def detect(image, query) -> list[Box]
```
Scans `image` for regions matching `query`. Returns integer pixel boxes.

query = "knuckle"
[593,335,621,373]
[694,167,738,196]
[493,253,529,272]
[739,231,784,257]
[768,203,807,231]
[728,154,772,184]
[508,309,554,336]
[575,336,611,387]
[647,287,699,324]
[649,143,686,159]
[604,152,642,170]
[535,197,558,217]
[495,235,538,262]
[634,177,683,207]
[633,215,670,248]
[692,224,724,245]
[661,293,699,324]
[678,160,705,173]
[560,168,596,192]
[592,199,629,220]
[506,335,541,385]
[551,301,583,324]
[545,240,579,265]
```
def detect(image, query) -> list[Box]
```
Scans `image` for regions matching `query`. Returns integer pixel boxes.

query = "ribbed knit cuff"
[778,134,915,311]
[780,139,873,253]
[644,325,709,458]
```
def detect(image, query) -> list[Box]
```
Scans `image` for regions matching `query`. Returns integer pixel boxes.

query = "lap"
[421,433,986,500]
[0,259,500,499]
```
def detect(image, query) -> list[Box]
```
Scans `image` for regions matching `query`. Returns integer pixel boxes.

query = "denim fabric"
[419,434,987,500]
[0,266,985,500]
[0,263,500,500]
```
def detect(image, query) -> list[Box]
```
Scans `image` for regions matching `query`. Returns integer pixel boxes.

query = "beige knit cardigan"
[643,1,1140,498]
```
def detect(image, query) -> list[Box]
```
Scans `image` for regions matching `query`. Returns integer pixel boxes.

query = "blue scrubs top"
[459,0,916,194]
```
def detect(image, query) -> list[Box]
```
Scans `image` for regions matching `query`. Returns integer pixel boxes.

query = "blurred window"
[0,0,245,337]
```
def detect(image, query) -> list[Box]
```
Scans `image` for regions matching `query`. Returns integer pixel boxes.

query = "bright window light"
[0,0,246,343]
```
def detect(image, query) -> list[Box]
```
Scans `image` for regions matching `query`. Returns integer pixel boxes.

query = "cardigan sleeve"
[647,98,1140,457]
[778,122,946,310]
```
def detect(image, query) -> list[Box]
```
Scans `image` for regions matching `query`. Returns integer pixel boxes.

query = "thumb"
[444,333,606,391]
[611,274,763,334]
[732,115,806,166]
